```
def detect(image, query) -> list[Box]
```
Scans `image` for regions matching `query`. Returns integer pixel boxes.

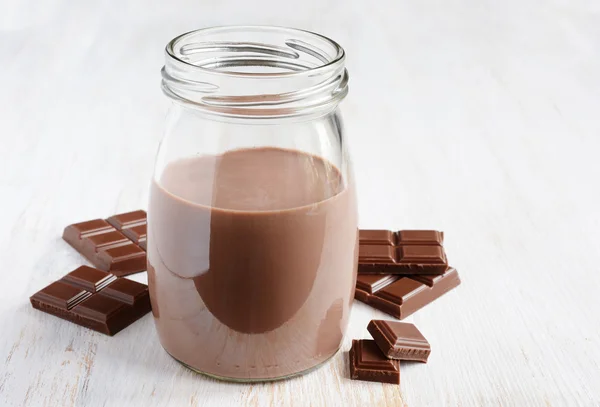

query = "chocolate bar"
[30,266,151,335]
[63,210,147,276]
[359,230,448,275]
[349,339,400,384]
[367,320,431,362]
[355,268,460,319]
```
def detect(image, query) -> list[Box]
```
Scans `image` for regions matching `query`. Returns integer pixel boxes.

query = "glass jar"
[148,26,358,382]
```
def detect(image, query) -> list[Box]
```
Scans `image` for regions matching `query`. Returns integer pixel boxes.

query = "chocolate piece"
[63,210,147,276]
[397,230,443,245]
[359,230,448,275]
[356,274,399,294]
[367,320,431,362]
[409,272,445,287]
[30,266,151,335]
[106,210,148,230]
[122,225,148,250]
[364,268,460,319]
[354,288,370,303]
[349,339,400,384]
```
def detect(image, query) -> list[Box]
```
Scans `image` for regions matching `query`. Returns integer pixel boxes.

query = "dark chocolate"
[358,230,448,275]
[367,320,431,362]
[30,266,151,335]
[63,210,147,276]
[349,339,400,384]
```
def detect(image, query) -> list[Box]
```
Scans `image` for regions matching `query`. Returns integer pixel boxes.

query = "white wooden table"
[1,1,599,406]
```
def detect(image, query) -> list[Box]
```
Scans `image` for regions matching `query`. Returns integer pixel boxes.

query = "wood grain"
[1,0,599,406]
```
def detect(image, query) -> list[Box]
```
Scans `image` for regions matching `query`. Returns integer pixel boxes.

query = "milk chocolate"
[359,230,448,274]
[30,266,151,335]
[354,288,370,303]
[355,268,461,319]
[367,320,431,362]
[107,210,148,250]
[63,210,147,276]
[356,274,399,294]
[349,339,400,384]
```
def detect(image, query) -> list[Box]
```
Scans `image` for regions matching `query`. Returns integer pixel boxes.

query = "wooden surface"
[1,1,600,406]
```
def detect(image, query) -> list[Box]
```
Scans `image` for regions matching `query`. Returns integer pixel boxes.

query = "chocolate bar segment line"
[106,211,148,251]
[33,281,91,310]
[30,266,151,336]
[76,219,115,238]
[375,278,427,305]
[367,320,431,362]
[122,224,147,245]
[349,339,400,384]
[101,278,149,305]
[356,274,399,294]
[62,265,117,292]
[106,210,147,230]
[409,273,444,287]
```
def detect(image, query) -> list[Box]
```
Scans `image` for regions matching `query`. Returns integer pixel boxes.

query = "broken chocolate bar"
[30,266,151,335]
[367,320,431,362]
[355,268,460,319]
[359,230,448,275]
[349,339,400,384]
[63,210,147,276]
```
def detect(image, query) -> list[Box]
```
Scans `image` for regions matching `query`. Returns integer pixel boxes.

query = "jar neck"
[161,26,348,119]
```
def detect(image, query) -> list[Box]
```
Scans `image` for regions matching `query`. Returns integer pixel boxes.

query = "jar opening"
[162,26,348,119]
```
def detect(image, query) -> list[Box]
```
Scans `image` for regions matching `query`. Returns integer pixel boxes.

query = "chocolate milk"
[147,147,358,380]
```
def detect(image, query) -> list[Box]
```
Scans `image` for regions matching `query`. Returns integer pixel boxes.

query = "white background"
[1,0,599,406]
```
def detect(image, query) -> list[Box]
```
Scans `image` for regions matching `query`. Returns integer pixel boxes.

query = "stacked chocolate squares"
[355,230,461,319]
[350,320,431,384]
[30,211,151,335]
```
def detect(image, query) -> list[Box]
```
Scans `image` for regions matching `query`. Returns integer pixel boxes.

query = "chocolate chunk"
[409,272,448,287]
[106,210,148,230]
[374,278,426,305]
[354,289,370,303]
[122,225,147,250]
[359,230,448,275]
[62,265,117,292]
[107,210,148,250]
[63,210,147,276]
[32,281,90,310]
[349,339,400,384]
[356,274,399,294]
[397,230,443,245]
[30,266,151,335]
[359,230,396,245]
[355,268,461,319]
[367,320,431,362]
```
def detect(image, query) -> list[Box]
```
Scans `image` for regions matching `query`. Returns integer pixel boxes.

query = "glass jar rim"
[161,25,349,119]
[165,25,345,78]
